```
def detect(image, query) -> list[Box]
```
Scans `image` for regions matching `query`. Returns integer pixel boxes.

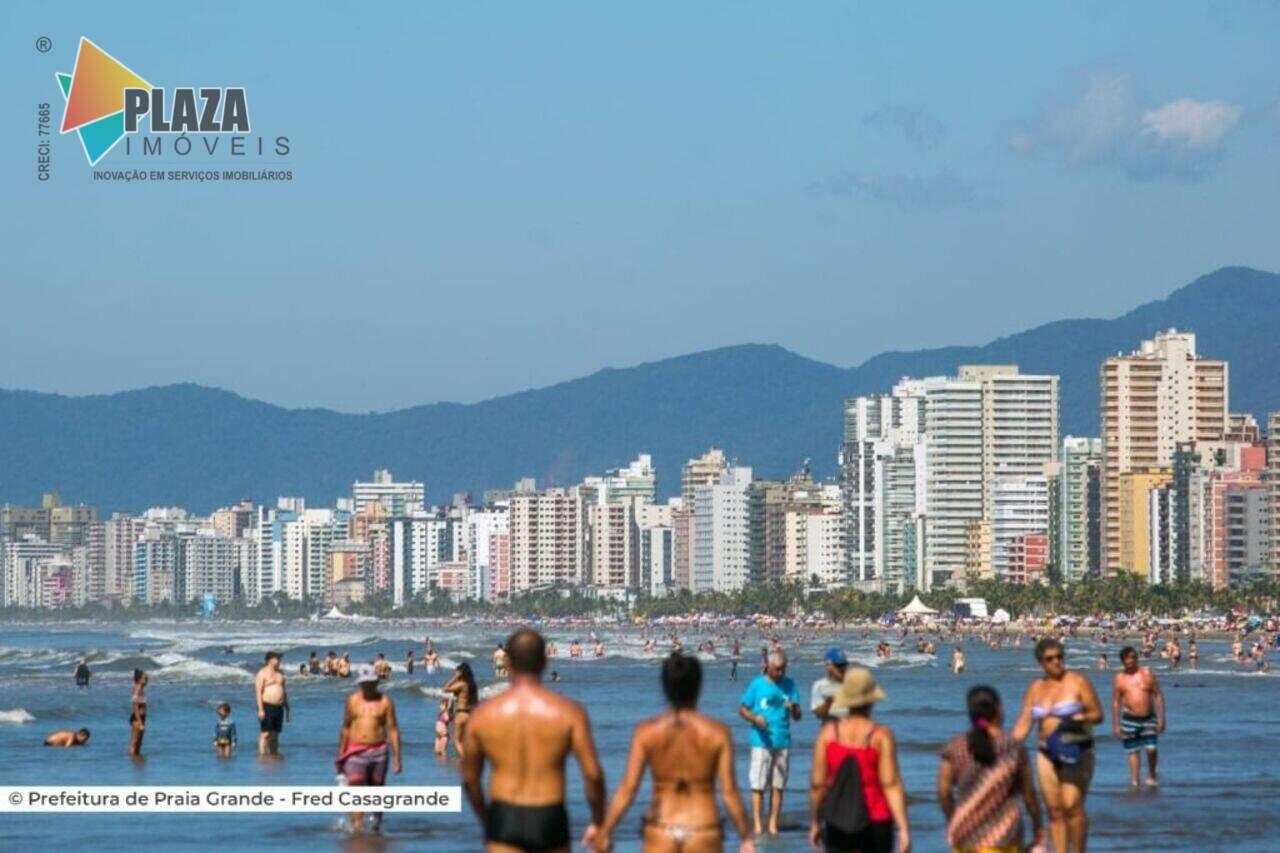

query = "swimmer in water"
[45,728,91,747]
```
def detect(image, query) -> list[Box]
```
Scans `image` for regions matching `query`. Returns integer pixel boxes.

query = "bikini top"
[1031,699,1083,721]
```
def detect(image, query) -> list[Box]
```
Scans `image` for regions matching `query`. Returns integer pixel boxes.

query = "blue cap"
[824,647,848,667]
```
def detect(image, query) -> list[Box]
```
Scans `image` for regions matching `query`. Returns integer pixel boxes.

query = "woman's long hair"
[456,662,478,702]
[966,685,1000,766]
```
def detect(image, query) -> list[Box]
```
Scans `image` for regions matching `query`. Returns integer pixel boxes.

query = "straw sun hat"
[835,666,887,708]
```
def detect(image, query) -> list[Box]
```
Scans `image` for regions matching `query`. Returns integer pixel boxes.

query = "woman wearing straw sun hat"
[808,667,910,853]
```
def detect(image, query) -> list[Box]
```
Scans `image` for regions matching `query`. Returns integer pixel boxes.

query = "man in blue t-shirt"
[738,649,801,836]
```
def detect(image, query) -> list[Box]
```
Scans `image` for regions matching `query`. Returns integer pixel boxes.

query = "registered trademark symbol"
[35,36,52,53]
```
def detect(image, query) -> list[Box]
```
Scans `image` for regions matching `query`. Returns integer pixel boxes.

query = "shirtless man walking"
[461,628,606,852]
[1112,645,1166,788]
[255,651,291,757]
[337,663,403,833]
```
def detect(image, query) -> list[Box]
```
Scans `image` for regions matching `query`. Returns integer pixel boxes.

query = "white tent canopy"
[898,595,938,616]
[991,608,1012,624]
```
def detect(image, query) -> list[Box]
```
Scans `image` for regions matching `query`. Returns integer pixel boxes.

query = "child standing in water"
[214,702,238,758]
[433,700,450,756]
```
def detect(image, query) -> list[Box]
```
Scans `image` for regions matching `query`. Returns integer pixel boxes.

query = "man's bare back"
[466,681,586,805]
[460,628,605,853]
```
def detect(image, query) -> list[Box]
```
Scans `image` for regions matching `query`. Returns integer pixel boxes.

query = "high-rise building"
[601,454,657,503]
[588,497,641,590]
[509,487,585,593]
[1101,331,1228,574]
[637,501,676,595]
[466,506,509,602]
[1269,412,1280,574]
[675,450,729,591]
[134,530,179,606]
[841,381,928,592]
[181,530,237,604]
[1116,468,1172,577]
[748,464,827,584]
[1,493,96,548]
[691,466,752,592]
[781,484,844,587]
[990,476,1051,582]
[353,469,425,516]
[1,538,65,608]
[1059,437,1102,581]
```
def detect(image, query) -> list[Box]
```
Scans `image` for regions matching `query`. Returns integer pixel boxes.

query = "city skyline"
[7,324,1280,609]
[5,3,1280,410]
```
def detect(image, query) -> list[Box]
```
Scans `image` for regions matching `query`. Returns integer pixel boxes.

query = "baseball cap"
[356,663,379,684]
[824,647,848,667]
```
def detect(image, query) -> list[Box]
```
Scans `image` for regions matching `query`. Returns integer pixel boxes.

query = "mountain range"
[1,266,1277,513]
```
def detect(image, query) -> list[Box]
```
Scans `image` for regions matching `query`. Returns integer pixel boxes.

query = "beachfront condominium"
[840,381,928,592]
[675,449,730,590]
[780,484,845,587]
[353,469,425,516]
[748,463,828,584]
[181,529,238,604]
[691,465,752,593]
[637,501,676,596]
[925,366,1058,588]
[1101,330,1228,575]
[1059,437,1102,581]
[1270,413,1280,574]
[840,367,1056,590]
[508,487,586,593]
[588,497,641,590]
[465,505,509,602]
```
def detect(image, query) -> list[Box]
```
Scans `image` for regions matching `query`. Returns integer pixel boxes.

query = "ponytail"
[965,685,1000,766]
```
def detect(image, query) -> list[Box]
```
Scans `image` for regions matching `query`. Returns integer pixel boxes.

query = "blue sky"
[4,2,1279,411]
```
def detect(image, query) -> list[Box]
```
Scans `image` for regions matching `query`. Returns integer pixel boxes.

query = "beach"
[0,620,1276,851]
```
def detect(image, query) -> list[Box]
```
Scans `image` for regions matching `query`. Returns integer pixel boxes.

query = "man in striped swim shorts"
[1111,646,1166,788]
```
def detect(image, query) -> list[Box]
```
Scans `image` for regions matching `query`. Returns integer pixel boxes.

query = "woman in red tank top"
[809,667,910,853]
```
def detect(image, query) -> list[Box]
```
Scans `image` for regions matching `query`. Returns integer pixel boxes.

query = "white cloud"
[1012,73,1244,179]
[1142,99,1242,149]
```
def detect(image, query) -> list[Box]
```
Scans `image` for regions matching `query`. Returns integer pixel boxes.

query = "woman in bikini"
[442,662,478,760]
[1012,637,1103,853]
[129,668,148,757]
[808,667,910,853]
[594,653,753,852]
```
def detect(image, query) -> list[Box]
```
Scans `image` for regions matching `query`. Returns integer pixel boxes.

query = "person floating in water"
[952,646,967,674]
[214,702,238,758]
[374,653,392,681]
[74,657,91,688]
[45,728,91,747]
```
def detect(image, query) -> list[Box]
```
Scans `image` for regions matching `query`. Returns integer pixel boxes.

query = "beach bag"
[819,725,871,835]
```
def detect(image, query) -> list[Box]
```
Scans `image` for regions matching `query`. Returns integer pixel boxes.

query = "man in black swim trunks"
[255,651,290,756]
[461,628,605,851]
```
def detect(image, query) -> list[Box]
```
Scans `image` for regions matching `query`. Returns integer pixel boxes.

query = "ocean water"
[0,621,1276,852]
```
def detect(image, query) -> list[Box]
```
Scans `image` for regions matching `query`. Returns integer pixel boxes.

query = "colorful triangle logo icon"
[61,37,152,134]
[57,38,151,166]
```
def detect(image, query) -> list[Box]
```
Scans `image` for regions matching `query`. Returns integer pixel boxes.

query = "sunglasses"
[1040,653,1063,662]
